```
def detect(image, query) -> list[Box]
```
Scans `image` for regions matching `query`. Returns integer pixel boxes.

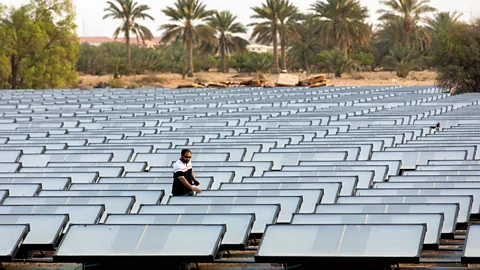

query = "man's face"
[181,152,192,163]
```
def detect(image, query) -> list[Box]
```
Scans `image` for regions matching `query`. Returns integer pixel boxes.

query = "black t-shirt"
[172,159,194,196]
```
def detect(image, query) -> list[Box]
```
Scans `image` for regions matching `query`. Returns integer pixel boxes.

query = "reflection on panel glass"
[199,189,323,212]
[55,224,225,258]
[256,224,424,258]
[314,203,457,233]
[0,224,29,259]
[371,151,467,169]
[356,188,480,213]
[0,177,70,190]
[105,214,253,248]
[241,177,358,196]
[337,196,471,223]
[167,196,301,223]
[292,213,442,245]
[38,190,164,213]
[139,204,279,234]
[0,214,68,246]
[0,205,104,226]
[263,171,373,189]
[252,152,347,170]
[2,196,135,222]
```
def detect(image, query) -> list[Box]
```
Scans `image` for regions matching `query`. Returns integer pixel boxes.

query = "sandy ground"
[79,70,437,90]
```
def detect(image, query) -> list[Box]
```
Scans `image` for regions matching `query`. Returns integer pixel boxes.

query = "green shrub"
[431,21,480,94]
[316,49,356,78]
[127,82,140,89]
[108,79,125,88]
[136,75,167,85]
[383,45,423,78]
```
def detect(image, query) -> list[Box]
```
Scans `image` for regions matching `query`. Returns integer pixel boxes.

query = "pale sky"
[1,0,478,38]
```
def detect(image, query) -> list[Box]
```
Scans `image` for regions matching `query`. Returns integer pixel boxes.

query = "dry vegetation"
[79,70,437,90]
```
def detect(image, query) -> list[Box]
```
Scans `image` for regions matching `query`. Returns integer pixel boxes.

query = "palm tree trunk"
[126,29,131,65]
[273,27,280,73]
[405,29,410,48]
[9,55,18,89]
[221,41,227,73]
[187,38,194,77]
[302,53,308,73]
[280,36,287,71]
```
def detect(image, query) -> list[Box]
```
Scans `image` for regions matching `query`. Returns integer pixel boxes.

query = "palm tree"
[278,1,302,71]
[426,11,462,34]
[312,0,371,55]
[159,0,217,77]
[250,0,286,73]
[103,0,154,65]
[378,0,436,48]
[206,11,249,73]
[287,14,323,73]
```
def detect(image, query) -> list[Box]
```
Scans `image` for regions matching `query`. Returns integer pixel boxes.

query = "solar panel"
[2,196,135,222]
[38,190,164,213]
[374,181,480,189]
[0,224,30,261]
[20,167,124,178]
[47,162,147,173]
[462,225,480,263]
[370,151,468,169]
[252,152,348,170]
[241,177,358,195]
[0,190,8,204]
[167,196,301,223]
[54,224,225,263]
[125,171,234,190]
[134,153,230,168]
[355,188,480,213]
[0,214,68,249]
[105,213,254,249]
[263,171,374,189]
[337,195,471,224]
[255,224,425,264]
[270,147,361,161]
[388,175,480,183]
[0,184,41,196]
[198,189,323,213]
[0,172,98,183]
[150,166,254,183]
[292,213,442,247]
[314,203,457,235]
[193,161,273,177]
[19,153,113,167]
[95,178,213,192]
[0,163,20,173]
[0,177,70,190]
[139,204,279,236]
[0,205,104,228]
[0,151,22,162]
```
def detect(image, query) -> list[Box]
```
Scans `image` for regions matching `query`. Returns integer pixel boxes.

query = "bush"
[127,82,140,89]
[108,79,125,88]
[316,49,356,78]
[352,52,375,71]
[431,21,480,94]
[383,45,423,78]
[136,75,167,85]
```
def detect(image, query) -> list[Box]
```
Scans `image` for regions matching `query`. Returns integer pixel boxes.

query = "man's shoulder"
[173,159,184,171]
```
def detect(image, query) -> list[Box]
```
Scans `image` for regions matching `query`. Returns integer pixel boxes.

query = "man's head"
[180,149,192,163]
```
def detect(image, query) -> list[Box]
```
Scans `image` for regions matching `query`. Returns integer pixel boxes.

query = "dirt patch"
[79,71,438,90]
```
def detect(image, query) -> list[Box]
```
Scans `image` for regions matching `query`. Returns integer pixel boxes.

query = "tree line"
[1,0,480,94]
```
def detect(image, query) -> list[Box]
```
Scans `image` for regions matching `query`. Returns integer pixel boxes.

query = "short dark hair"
[181,149,192,156]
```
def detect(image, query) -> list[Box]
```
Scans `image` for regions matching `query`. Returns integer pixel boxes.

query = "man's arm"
[178,176,202,193]
[191,171,200,186]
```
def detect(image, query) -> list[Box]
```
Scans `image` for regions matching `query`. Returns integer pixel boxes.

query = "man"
[172,149,202,196]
